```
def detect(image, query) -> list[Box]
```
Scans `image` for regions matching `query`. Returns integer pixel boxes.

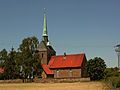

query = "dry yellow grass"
[0,82,110,90]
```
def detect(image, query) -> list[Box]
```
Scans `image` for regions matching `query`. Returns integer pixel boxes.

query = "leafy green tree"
[0,36,40,80]
[0,49,8,79]
[3,47,18,79]
[105,67,120,78]
[105,67,120,88]
[0,49,8,67]
[18,36,40,80]
[87,57,106,80]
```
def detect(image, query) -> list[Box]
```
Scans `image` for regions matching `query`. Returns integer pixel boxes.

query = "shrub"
[87,57,106,80]
[107,76,120,88]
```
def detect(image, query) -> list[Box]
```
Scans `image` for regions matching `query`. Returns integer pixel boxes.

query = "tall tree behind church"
[19,36,40,78]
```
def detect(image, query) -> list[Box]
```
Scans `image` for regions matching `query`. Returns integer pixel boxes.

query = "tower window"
[42,53,44,58]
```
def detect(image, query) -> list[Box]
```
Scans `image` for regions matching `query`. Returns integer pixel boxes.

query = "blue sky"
[0,0,120,67]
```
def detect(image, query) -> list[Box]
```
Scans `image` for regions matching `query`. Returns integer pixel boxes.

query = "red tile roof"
[49,53,86,69]
[0,68,4,74]
[41,64,53,74]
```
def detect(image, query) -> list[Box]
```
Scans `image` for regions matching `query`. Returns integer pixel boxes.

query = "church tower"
[37,12,56,65]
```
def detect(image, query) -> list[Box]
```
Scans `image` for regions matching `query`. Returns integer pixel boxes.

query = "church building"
[37,13,87,79]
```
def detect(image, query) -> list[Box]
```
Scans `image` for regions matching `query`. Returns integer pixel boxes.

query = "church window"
[56,70,59,78]
[42,53,44,58]
[69,69,72,77]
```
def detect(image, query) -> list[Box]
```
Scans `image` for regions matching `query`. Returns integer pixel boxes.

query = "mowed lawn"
[0,82,110,90]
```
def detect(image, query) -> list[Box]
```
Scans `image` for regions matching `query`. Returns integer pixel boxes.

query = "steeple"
[37,9,56,66]
[42,13,48,36]
[42,10,48,44]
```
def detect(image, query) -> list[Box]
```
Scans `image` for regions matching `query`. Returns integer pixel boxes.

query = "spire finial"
[44,8,46,14]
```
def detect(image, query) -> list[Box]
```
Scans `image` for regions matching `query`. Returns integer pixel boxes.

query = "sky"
[0,0,120,67]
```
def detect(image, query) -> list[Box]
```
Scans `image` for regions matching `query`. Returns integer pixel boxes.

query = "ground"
[0,81,111,90]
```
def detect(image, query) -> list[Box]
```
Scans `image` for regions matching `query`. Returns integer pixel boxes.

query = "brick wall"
[53,68,81,78]
[81,57,88,77]
[38,51,48,64]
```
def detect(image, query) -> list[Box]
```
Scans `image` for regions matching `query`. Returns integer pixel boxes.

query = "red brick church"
[37,13,87,78]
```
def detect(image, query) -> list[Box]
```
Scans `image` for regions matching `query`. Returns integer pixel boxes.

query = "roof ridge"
[51,53,85,57]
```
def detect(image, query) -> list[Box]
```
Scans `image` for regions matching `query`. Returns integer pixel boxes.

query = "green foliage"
[18,36,40,79]
[19,36,38,52]
[87,57,106,80]
[0,36,40,80]
[105,67,120,78]
[3,47,19,79]
[0,49,8,79]
[105,67,120,88]
[0,49,8,67]
[107,76,120,88]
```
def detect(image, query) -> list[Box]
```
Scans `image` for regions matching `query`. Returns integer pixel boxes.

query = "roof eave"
[49,66,81,69]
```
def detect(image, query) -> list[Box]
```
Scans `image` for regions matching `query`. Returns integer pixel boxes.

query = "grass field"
[0,81,111,90]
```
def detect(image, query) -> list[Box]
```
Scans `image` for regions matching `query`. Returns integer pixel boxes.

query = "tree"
[0,49,8,67]
[18,36,40,81]
[105,67,120,88]
[0,36,40,80]
[3,47,18,79]
[0,49,8,79]
[87,57,106,80]
[105,67,120,78]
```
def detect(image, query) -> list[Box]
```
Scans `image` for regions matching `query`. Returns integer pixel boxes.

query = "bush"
[107,76,120,88]
[87,57,106,80]
[105,67,120,78]
[0,74,4,80]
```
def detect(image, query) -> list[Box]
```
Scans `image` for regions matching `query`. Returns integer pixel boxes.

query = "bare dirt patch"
[0,81,110,90]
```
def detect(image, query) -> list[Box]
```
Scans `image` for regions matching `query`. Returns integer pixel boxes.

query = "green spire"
[42,9,48,43]
[42,13,48,37]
